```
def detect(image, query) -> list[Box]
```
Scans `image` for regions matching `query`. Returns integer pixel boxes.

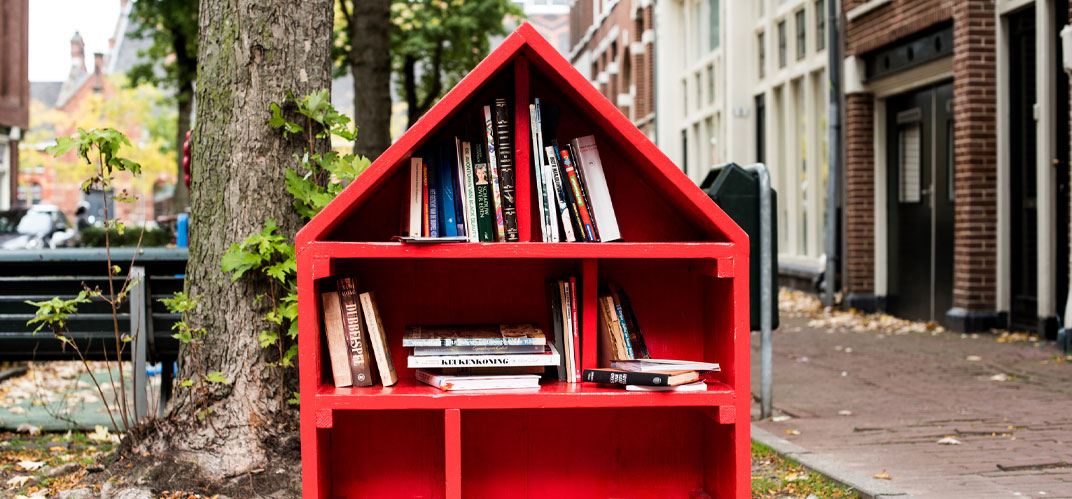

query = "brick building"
[841,0,1070,336]
[0,0,29,210]
[568,0,656,139]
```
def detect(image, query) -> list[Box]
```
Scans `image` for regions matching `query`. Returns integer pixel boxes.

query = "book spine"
[473,146,494,242]
[422,162,430,237]
[566,143,598,241]
[453,138,467,237]
[409,158,423,237]
[552,143,588,241]
[611,284,649,359]
[582,369,670,386]
[557,145,596,241]
[484,106,506,241]
[569,276,581,381]
[533,98,558,242]
[494,99,519,242]
[408,351,558,368]
[529,104,549,242]
[611,297,635,359]
[414,368,444,389]
[546,281,567,381]
[438,145,458,237]
[320,291,352,387]
[561,280,574,382]
[338,277,375,386]
[571,135,621,241]
[359,291,397,386]
[427,158,439,238]
[462,142,480,243]
[545,146,577,242]
[403,338,547,347]
[413,344,546,356]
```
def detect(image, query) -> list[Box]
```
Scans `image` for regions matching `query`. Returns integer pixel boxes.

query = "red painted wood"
[444,409,461,499]
[297,22,751,499]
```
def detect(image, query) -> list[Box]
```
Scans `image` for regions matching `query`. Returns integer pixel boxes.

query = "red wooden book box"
[296,23,750,499]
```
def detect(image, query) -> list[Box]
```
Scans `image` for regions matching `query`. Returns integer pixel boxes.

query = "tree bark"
[144,0,332,479]
[348,0,391,159]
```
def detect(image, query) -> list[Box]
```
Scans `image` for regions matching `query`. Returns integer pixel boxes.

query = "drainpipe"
[742,163,773,419]
[823,0,843,306]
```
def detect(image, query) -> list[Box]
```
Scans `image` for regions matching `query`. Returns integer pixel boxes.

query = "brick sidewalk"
[752,301,1072,499]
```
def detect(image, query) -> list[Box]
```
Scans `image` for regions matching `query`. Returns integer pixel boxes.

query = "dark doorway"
[1008,5,1038,331]
[755,94,766,164]
[886,82,955,324]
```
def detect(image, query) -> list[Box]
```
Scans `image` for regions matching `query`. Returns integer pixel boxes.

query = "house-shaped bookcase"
[297,23,750,499]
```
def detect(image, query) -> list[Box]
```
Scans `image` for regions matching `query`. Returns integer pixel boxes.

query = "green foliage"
[80,226,172,248]
[24,291,97,335]
[127,0,198,106]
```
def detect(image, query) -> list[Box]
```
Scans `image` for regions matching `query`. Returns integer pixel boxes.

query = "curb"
[751,424,914,499]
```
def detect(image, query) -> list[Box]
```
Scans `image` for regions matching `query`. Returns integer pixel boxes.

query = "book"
[546,281,568,381]
[582,368,699,387]
[359,291,397,387]
[438,366,546,376]
[338,277,375,386]
[320,291,352,387]
[560,280,575,382]
[609,283,650,359]
[529,104,550,242]
[611,359,721,373]
[472,146,494,242]
[422,161,430,237]
[570,135,621,241]
[461,141,480,243]
[604,292,634,359]
[483,106,506,241]
[600,295,630,360]
[545,146,577,242]
[551,142,587,241]
[427,155,440,237]
[625,381,707,392]
[533,99,557,242]
[392,235,469,243]
[452,138,468,238]
[408,157,423,238]
[494,99,519,242]
[567,142,599,240]
[412,344,546,356]
[597,294,623,366]
[408,343,560,368]
[437,145,458,237]
[403,324,547,347]
[569,276,581,382]
[415,370,541,391]
[555,142,597,241]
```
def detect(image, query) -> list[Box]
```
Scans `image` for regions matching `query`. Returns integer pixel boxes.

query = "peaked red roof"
[297,22,745,249]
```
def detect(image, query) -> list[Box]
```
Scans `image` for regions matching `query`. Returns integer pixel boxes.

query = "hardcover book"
[582,368,699,387]
[483,106,506,241]
[359,291,397,387]
[427,155,440,237]
[403,324,547,347]
[422,161,430,237]
[408,343,560,368]
[494,98,520,241]
[415,370,541,391]
[412,344,546,356]
[338,277,375,387]
[611,359,721,373]
[472,146,494,242]
[320,291,352,387]
[452,138,468,238]
[408,157,423,237]
[545,146,577,242]
[461,141,480,243]
[570,135,621,241]
[625,381,707,392]
[437,145,459,237]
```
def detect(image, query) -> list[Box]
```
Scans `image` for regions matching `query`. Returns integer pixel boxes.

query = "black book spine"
[567,143,599,241]
[493,99,519,241]
[546,281,568,381]
[581,369,669,386]
[552,141,587,241]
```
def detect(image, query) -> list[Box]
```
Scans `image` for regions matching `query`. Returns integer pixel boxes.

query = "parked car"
[0,204,78,249]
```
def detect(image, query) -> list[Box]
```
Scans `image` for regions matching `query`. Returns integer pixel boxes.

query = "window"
[707,65,715,104]
[758,32,765,78]
[816,0,826,51]
[795,10,806,60]
[898,125,922,203]
[708,0,720,51]
[695,74,701,109]
[695,1,704,57]
[755,94,766,163]
[777,21,787,68]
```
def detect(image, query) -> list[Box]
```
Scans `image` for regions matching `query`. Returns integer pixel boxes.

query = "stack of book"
[400,98,519,242]
[546,277,582,382]
[597,283,650,364]
[582,359,721,392]
[320,277,398,388]
[406,324,560,391]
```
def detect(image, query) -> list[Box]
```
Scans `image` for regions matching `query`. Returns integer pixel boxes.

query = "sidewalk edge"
[751,424,914,499]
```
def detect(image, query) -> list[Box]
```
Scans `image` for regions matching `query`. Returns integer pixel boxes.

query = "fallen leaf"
[838,410,853,416]
[88,424,119,443]
[15,423,40,435]
[874,470,892,480]
[784,472,808,482]
[771,415,791,422]
[966,355,981,361]
[937,437,961,445]
[990,373,1010,382]
[8,406,27,415]
[6,475,30,488]
[16,460,44,471]
[784,429,801,435]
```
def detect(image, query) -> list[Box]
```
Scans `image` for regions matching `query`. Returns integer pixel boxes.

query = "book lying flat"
[582,368,699,387]
[611,359,721,373]
[415,369,541,391]
[625,381,707,392]
[392,235,470,243]
[403,324,546,347]
[408,343,560,368]
[412,344,546,356]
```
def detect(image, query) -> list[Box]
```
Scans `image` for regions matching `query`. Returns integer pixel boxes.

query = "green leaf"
[258,330,279,348]
[204,371,230,384]
[287,391,300,406]
[221,244,262,281]
[180,379,194,387]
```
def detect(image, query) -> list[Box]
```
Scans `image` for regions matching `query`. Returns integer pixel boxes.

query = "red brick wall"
[950,0,997,310]
[844,93,875,294]
[844,0,953,56]
[0,0,29,130]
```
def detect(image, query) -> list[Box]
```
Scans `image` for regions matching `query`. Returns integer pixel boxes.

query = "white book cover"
[570,136,621,241]
[625,381,707,392]
[408,343,560,368]
[461,142,479,243]
[415,369,541,391]
[454,137,469,239]
[408,157,423,237]
[611,359,721,373]
[545,146,576,242]
[533,98,558,242]
[528,104,550,242]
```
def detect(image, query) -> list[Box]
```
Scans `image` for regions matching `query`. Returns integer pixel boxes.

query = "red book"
[559,148,596,241]
[422,162,430,237]
[570,276,581,381]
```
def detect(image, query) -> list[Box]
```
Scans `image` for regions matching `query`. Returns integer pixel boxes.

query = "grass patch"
[1,430,116,497]
[752,442,856,498]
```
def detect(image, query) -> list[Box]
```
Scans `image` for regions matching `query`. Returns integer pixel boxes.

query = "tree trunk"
[349,0,391,159]
[144,0,332,479]
[173,88,191,213]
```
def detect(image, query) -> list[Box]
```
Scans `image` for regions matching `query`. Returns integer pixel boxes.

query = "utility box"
[702,163,780,331]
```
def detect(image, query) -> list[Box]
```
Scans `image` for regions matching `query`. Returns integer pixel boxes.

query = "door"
[886,82,955,323]
[1008,6,1038,331]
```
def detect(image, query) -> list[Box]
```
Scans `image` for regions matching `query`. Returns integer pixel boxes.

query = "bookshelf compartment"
[325,410,446,498]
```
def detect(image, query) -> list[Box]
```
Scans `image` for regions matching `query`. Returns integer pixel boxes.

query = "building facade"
[568,0,657,139]
[654,0,832,280]
[0,0,29,210]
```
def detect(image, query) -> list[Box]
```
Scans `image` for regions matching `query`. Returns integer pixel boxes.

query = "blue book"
[427,154,440,238]
[438,145,458,237]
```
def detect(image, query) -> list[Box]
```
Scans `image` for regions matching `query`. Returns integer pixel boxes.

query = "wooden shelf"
[307,241,739,260]
[315,379,735,410]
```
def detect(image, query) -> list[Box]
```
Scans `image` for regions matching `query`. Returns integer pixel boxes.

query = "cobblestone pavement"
[751,293,1072,499]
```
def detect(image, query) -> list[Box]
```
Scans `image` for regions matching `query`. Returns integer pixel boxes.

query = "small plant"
[222,89,369,406]
[158,292,228,423]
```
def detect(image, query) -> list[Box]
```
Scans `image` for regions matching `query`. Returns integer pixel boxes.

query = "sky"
[28,0,121,82]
